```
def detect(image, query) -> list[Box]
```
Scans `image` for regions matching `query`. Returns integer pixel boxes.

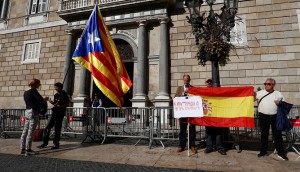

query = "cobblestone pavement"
[0,153,201,172]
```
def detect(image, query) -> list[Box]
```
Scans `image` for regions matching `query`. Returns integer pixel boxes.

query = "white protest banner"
[173,96,203,118]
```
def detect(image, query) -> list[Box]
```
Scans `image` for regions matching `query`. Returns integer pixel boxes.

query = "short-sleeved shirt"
[52,90,69,112]
[256,90,283,115]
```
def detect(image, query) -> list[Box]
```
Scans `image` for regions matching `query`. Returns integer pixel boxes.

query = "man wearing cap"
[204,79,226,155]
[174,74,197,154]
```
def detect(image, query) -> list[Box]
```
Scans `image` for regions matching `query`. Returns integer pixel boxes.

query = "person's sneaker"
[218,149,226,155]
[37,144,47,149]
[190,147,197,154]
[277,154,289,161]
[257,152,267,158]
[20,149,26,155]
[50,145,59,150]
[176,147,184,153]
[25,149,36,156]
[204,148,213,154]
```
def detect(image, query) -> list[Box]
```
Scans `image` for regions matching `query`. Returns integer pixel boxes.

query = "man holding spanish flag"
[189,86,255,128]
[72,4,132,108]
[203,79,226,155]
[188,82,255,155]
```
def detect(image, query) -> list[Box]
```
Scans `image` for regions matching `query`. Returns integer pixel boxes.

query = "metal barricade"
[1,106,299,153]
[151,107,206,149]
[228,106,260,152]
[234,105,300,153]
[0,109,25,138]
[103,107,151,146]
[65,107,107,143]
[0,109,50,138]
[66,107,92,142]
[286,106,300,156]
[87,107,106,143]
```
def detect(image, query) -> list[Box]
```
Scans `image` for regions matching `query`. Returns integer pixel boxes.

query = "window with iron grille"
[21,39,42,64]
[30,0,47,14]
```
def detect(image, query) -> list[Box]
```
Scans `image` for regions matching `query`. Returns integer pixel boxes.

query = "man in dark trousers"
[204,79,226,155]
[175,74,197,154]
[38,82,69,149]
[255,78,288,160]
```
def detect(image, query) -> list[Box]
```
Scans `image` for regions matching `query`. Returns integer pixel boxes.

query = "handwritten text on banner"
[173,96,203,118]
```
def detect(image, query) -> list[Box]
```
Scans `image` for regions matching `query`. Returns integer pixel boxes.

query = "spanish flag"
[189,86,254,128]
[72,5,132,108]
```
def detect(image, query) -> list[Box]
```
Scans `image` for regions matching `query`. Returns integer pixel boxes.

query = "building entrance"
[92,38,134,107]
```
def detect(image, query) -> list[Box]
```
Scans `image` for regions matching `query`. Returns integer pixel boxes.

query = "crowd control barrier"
[150,107,205,149]
[103,107,151,146]
[0,109,51,138]
[1,106,299,153]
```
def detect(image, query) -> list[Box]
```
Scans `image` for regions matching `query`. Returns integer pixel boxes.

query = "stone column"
[63,30,75,99]
[154,18,172,107]
[73,67,91,107]
[132,20,149,107]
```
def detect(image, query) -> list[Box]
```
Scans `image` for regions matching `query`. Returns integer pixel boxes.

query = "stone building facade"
[0,0,300,109]
[0,0,68,108]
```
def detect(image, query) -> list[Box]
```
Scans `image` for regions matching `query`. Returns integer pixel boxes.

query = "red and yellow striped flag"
[189,86,255,128]
[72,5,132,108]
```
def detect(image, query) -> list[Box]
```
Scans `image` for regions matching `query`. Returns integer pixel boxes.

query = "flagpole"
[74,5,97,55]
[188,123,190,157]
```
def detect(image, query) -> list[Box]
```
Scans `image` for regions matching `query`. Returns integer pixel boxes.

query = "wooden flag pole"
[188,123,190,157]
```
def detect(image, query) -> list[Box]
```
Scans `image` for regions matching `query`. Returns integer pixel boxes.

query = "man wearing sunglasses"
[255,78,288,160]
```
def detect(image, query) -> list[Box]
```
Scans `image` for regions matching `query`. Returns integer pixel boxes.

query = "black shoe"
[204,148,213,154]
[218,149,226,155]
[20,149,26,155]
[257,152,267,157]
[51,146,59,150]
[25,149,37,156]
[37,144,47,149]
[278,154,289,161]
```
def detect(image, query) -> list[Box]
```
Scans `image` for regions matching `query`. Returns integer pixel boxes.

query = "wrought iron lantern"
[185,0,238,87]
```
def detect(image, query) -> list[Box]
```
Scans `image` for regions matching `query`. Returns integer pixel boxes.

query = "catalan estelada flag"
[72,5,132,107]
[188,86,255,128]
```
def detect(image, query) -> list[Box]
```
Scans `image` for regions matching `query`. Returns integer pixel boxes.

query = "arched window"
[114,39,134,62]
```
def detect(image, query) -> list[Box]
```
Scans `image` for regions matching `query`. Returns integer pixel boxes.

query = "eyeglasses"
[264,83,273,86]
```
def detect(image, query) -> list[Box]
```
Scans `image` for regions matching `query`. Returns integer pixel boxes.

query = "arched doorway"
[92,38,134,107]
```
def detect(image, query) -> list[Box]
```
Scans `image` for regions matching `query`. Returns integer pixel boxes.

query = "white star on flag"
[88,29,100,50]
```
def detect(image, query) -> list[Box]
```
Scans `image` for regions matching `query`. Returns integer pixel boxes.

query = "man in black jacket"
[38,82,69,149]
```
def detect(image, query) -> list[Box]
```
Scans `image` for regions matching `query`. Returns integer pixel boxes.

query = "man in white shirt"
[255,78,288,160]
